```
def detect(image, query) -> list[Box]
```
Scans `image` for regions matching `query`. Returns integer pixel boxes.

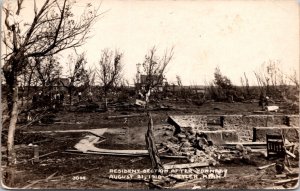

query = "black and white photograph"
[1,0,299,189]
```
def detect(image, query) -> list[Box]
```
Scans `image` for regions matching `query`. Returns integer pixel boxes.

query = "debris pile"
[159,128,224,166]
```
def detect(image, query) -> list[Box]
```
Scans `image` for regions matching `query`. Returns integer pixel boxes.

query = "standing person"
[37,91,43,107]
[88,91,93,102]
[265,96,269,107]
[32,93,37,109]
[78,91,82,102]
[259,92,269,110]
[60,92,65,105]
[55,91,60,109]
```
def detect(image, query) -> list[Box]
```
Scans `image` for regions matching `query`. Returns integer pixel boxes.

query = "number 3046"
[72,176,87,180]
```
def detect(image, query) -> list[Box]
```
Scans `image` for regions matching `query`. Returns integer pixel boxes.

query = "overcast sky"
[5,0,300,85]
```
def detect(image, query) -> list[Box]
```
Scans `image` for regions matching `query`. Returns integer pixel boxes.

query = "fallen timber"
[106,113,147,119]
[65,149,188,159]
[164,162,209,170]
[222,142,267,149]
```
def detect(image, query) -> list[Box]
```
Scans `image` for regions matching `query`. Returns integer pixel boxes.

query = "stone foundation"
[253,126,299,142]
[168,114,299,142]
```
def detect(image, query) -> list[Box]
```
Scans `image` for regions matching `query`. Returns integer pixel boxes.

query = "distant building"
[52,78,70,91]
[165,84,206,94]
[135,74,164,92]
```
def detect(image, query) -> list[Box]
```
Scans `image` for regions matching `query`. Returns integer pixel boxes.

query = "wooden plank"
[275,174,287,178]
[17,151,58,164]
[64,149,187,159]
[24,128,108,137]
[107,113,146,119]
[223,142,267,149]
[65,149,148,156]
[23,171,58,189]
[274,177,299,184]
[145,113,163,172]
[286,150,296,158]
[160,155,187,159]
[223,142,266,146]
[164,162,209,170]
[257,163,276,170]
[164,161,176,165]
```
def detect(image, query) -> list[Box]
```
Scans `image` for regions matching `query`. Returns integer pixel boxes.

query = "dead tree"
[140,46,174,107]
[63,53,89,105]
[2,0,100,166]
[96,49,123,109]
[142,47,173,176]
[35,56,62,94]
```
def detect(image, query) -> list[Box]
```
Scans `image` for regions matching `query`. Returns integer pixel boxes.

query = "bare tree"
[35,56,62,93]
[96,49,123,108]
[2,0,100,166]
[240,72,250,99]
[64,53,89,105]
[140,46,174,106]
[287,69,299,89]
[23,59,39,106]
[141,47,173,175]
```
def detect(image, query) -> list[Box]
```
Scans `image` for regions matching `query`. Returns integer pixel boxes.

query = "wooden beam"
[64,149,187,159]
[286,150,296,158]
[65,149,148,156]
[107,113,146,119]
[145,113,164,173]
[164,162,209,170]
[257,163,276,170]
[274,177,299,185]
[17,151,58,164]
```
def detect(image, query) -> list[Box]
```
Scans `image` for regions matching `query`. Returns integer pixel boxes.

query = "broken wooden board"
[164,162,209,170]
[23,171,58,189]
[265,105,279,112]
[286,150,296,158]
[257,163,276,170]
[252,111,268,114]
[275,174,287,178]
[65,150,187,159]
[24,128,108,137]
[274,177,299,185]
[25,128,125,137]
[18,151,58,164]
[66,149,147,156]
[222,142,267,149]
[107,113,146,119]
[145,113,164,172]
[135,99,146,107]
[74,148,148,155]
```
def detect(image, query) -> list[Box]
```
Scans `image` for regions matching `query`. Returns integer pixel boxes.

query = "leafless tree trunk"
[97,49,123,110]
[141,46,174,107]
[63,53,89,105]
[2,0,100,166]
[6,81,18,166]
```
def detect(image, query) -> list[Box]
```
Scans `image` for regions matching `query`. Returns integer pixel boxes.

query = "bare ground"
[1,101,299,189]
